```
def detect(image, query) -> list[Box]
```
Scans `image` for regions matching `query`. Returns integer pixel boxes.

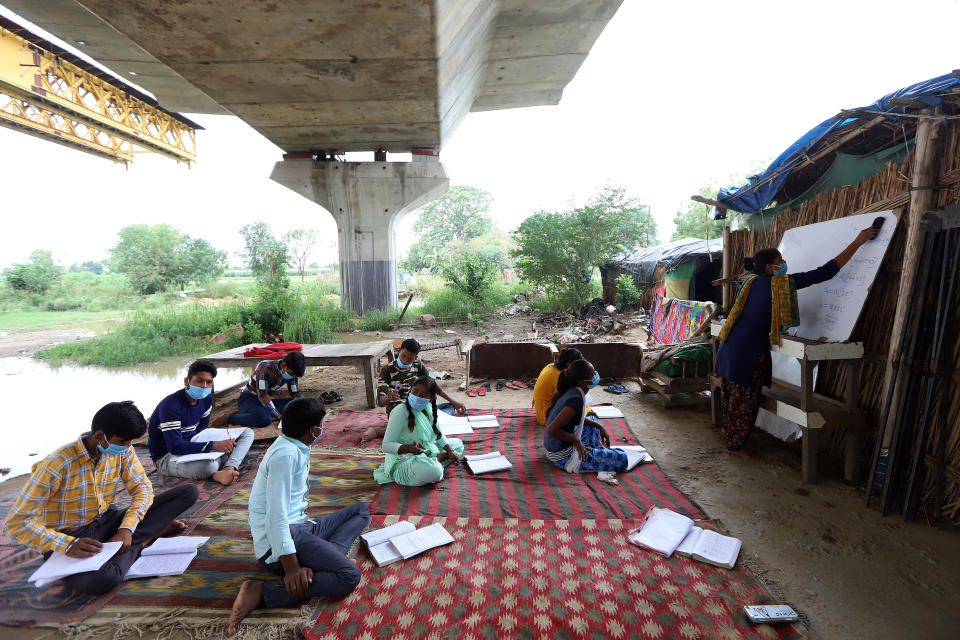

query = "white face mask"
[309,426,323,447]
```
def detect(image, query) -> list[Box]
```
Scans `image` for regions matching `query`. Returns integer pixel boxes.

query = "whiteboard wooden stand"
[709,321,866,483]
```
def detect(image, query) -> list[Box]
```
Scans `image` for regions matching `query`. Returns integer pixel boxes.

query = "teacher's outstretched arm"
[833,227,880,268]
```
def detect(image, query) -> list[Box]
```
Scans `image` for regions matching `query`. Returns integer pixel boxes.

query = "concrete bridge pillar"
[271,156,448,314]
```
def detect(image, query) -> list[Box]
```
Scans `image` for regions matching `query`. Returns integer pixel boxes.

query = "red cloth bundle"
[243,342,303,358]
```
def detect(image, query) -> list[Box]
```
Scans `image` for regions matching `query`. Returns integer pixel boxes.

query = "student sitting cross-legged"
[229,397,370,635]
[544,359,628,474]
[228,351,306,428]
[148,359,254,486]
[373,376,465,487]
[2,401,198,595]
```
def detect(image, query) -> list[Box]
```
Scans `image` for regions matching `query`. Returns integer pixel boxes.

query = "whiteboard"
[777,210,897,342]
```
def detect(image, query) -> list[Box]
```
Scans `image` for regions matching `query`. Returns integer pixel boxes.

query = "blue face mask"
[396,360,413,369]
[281,370,294,380]
[408,394,431,412]
[97,439,128,456]
[774,262,788,276]
[585,371,600,389]
[186,385,212,400]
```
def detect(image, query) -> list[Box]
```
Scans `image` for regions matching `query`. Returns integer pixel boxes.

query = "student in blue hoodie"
[147,359,253,486]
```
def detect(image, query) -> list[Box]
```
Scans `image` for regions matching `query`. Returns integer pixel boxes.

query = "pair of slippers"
[466,382,492,397]
[504,380,528,390]
[321,390,343,403]
[603,384,629,394]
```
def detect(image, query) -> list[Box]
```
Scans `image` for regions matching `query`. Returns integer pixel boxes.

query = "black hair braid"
[430,396,441,438]
[405,394,416,432]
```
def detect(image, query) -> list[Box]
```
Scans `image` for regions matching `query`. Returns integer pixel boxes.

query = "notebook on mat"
[627,507,693,557]
[465,451,513,475]
[361,522,454,567]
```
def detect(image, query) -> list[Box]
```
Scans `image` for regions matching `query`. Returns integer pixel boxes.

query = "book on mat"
[617,445,654,471]
[467,415,499,427]
[125,536,210,579]
[438,413,499,429]
[627,507,693,557]
[29,541,123,588]
[167,428,239,464]
[465,451,513,475]
[360,521,454,567]
[591,405,624,419]
[690,529,741,569]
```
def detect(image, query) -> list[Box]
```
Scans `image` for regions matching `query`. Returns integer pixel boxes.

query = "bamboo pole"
[722,225,732,310]
[879,109,941,452]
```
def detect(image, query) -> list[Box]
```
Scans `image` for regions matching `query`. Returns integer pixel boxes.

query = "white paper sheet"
[389,523,454,559]
[468,419,499,429]
[190,428,237,443]
[466,452,513,474]
[439,423,474,436]
[29,541,123,587]
[125,550,197,579]
[591,405,624,419]
[467,415,498,423]
[627,508,693,557]
[675,527,703,556]
[140,536,209,556]
[361,521,416,548]
[169,451,223,464]
[617,446,653,470]
[368,541,403,567]
[437,413,469,427]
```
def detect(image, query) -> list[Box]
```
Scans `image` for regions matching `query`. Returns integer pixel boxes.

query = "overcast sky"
[1,0,958,270]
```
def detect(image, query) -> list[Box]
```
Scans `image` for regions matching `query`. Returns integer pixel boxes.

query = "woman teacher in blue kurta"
[715,226,878,456]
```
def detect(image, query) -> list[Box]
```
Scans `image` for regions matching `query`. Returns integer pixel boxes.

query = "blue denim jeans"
[259,504,370,608]
[227,392,291,427]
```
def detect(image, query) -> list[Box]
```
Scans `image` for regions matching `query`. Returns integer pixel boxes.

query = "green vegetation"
[36,303,263,366]
[3,250,61,294]
[109,224,226,293]
[420,284,510,317]
[513,185,655,305]
[357,308,402,331]
[615,273,641,308]
[283,301,353,343]
[441,252,498,302]
[0,310,123,331]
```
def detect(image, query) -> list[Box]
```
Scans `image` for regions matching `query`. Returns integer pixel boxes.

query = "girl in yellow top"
[532,348,583,424]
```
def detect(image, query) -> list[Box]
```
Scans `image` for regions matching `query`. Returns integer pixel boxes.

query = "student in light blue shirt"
[229,398,370,634]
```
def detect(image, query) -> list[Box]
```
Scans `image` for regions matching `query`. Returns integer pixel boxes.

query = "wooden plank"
[710,321,864,359]
[802,427,819,483]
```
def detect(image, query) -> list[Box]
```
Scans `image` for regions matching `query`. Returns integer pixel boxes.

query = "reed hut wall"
[727,120,960,520]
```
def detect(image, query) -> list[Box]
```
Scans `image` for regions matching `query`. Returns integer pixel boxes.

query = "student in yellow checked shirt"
[2,401,198,595]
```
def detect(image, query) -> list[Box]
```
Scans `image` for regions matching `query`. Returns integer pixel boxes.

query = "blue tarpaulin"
[717,72,960,214]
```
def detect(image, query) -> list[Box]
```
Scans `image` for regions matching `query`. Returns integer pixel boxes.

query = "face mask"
[97,437,128,456]
[396,360,413,369]
[584,371,600,389]
[309,427,324,447]
[774,262,788,276]
[281,370,294,380]
[186,385,212,400]
[408,394,431,412]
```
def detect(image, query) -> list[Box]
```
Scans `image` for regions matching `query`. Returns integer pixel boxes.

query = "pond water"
[1,356,248,479]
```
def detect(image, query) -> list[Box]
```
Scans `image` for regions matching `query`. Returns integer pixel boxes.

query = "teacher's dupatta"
[718,275,799,346]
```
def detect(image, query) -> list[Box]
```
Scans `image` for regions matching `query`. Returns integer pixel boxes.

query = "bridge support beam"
[271,157,448,314]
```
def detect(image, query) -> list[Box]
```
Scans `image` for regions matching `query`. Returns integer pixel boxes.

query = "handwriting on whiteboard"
[778,211,897,342]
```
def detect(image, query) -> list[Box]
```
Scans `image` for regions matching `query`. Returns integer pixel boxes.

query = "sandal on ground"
[321,391,343,403]
[496,380,506,391]
[477,386,487,396]
[466,388,478,397]
[510,380,528,389]
[481,381,492,391]
[505,382,520,390]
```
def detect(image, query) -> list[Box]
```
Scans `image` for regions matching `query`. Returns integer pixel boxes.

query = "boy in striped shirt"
[2,401,198,595]
[147,359,254,486]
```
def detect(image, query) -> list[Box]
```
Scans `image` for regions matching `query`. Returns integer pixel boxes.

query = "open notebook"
[674,527,742,569]
[591,405,624,419]
[361,522,455,567]
[125,536,210,579]
[168,428,238,464]
[465,451,512,475]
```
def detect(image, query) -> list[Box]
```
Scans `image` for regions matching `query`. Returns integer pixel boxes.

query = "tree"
[108,224,226,294]
[178,237,226,287]
[240,222,288,279]
[283,228,320,282]
[69,260,104,275]
[590,185,658,248]
[511,186,651,304]
[413,185,494,256]
[671,163,769,240]
[3,250,61,294]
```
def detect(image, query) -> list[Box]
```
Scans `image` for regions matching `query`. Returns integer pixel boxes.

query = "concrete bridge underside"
[8,0,622,312]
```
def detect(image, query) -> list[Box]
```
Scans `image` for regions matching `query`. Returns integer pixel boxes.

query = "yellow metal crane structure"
[0,16,197,165]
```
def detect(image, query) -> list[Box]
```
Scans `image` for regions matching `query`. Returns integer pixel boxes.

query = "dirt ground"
[0,327,96,358]
[4,314,960,639]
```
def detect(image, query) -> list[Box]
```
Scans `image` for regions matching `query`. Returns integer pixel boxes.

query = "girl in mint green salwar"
[374,377,464,487]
